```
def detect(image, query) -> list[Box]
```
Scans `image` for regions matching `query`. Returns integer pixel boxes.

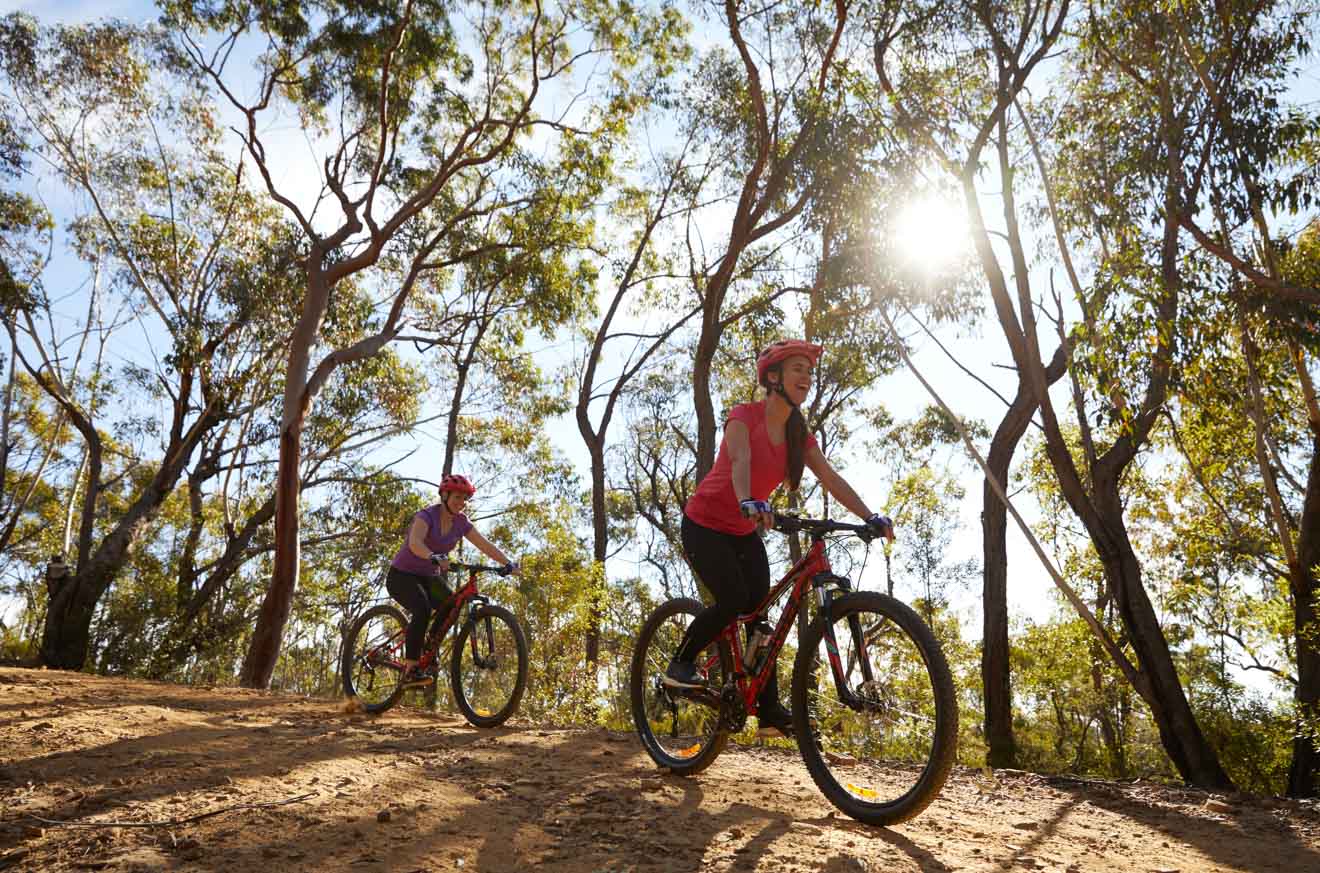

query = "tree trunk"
[240,418,303,688]
[692,312,721,483]
[39,425,206,669]
[240,262,331,689]
[982,348,1067,769]
[1091,479,1234,790]
[584,440,607,664]
[0,322,15,507]
[1288,431,1320,797]
[981,382,1037,769]
[39,571,101,669]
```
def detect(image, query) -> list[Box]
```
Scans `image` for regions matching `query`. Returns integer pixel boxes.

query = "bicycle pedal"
[402,672,435,688]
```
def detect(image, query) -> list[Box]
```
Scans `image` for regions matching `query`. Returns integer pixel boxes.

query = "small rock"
[1204,799,1235,814]
[1012,820,1039,830]
[376,809,391,823]
[1152,867,1180,873]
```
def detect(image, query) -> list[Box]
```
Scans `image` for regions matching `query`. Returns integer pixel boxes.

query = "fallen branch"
[26,792,316,829]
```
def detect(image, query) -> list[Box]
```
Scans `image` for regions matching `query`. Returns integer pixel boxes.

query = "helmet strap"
[767,374,801,412]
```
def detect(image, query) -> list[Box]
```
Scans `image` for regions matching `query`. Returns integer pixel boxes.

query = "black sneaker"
[662,659,705,690]
[756,701,795,739]
[401,666,434,688]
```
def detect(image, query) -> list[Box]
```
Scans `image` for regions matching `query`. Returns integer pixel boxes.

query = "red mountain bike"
[630,514,957,826]
[341,562,528,727]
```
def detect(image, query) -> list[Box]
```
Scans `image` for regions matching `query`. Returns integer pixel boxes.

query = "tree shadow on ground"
[1046,780,1320,873]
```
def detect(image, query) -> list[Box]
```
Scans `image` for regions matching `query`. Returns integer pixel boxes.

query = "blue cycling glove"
[739,499,773,519]
[865,514,894,539]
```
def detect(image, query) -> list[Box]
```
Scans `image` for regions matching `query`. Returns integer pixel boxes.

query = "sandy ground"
[0,667,1317,872]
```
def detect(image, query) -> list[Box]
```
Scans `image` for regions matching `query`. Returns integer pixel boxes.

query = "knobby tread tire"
[791,590,958,826]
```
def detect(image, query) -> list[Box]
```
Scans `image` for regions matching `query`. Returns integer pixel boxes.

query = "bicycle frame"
[701,531,875,717]
[370,566,497,673]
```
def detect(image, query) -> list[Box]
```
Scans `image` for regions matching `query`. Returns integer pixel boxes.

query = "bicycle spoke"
[454,610,521,718]
[801,601,944,810]
[346,609,406,708]
[634,606,726,765]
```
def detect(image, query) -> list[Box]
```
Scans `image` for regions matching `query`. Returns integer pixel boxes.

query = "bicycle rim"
[347,608,407,709]
[631,598,729,773]
[793,591,957,825]
[453,609,523,720]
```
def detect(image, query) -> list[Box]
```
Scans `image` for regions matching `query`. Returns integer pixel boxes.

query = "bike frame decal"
[417,573,479,670]
[715,538,835,713]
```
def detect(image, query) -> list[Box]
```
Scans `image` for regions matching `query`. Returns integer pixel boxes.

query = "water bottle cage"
[744,620,775,673]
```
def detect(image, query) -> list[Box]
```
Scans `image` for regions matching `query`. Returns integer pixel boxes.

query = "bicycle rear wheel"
[341,604,409,714]
[791,591,957,825]
[630,597,732,776]
[450,604,528,728]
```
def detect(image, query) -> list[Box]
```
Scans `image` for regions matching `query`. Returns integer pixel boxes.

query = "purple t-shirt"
[390,505,472,577]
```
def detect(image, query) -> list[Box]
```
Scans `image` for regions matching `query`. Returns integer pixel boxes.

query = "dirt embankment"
[0,668,1317,872]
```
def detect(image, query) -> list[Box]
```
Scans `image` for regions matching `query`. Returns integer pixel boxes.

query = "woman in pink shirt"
[664,340,894,738]
[387,473,519,686]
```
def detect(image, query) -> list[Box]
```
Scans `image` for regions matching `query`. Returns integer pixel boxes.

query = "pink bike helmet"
[439,473,476,497]
[756,339,823,386]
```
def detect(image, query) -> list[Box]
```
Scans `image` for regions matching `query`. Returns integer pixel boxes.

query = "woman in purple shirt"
[387,473,519,686]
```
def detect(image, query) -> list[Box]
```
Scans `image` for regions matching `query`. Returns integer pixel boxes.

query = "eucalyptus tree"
[1128,0,1320,795]
[162,0,688,687]
[574,134,710,663]
[0,106,56,565]
[686,0,857,482]
[0,15,297,669]
[872,0,1256,788]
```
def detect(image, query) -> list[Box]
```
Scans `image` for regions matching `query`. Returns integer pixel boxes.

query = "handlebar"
[447,561,510,574]
[773,512,878,542]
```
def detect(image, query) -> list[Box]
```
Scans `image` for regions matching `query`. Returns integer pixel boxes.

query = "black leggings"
[386,567,454,661]
[676,514,780,704]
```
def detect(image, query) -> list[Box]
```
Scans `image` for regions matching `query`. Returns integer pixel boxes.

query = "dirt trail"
[0,668,1316,872]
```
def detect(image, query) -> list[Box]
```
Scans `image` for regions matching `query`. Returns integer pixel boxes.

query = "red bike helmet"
[756,339,823,386]
[439,473,476,498]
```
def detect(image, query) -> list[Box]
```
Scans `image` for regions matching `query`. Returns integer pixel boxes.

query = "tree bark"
[240,262,330,688]
[980,383,1036,770]
[40,409,214,669]
[982,348,1067,769]
[584,440,607,663]
[1094,476,1234,789]
[240,413,305,688]
[1288,431,1320,797]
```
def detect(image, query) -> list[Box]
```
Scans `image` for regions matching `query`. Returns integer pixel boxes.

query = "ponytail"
[762,361,809,490]
[786,405,807,490]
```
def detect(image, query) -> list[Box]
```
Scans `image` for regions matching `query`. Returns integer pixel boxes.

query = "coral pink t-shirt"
[684,401,817,535]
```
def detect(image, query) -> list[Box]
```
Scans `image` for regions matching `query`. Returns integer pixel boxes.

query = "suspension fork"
[817,579,874,708]
[462,594,496,666]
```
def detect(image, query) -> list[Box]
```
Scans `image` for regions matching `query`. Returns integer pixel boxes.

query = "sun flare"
[892,195,970,274]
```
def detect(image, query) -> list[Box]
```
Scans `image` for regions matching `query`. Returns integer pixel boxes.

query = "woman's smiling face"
[772,355,814,406]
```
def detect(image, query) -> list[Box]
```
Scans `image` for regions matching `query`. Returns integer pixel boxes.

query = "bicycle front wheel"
[629,597,732,776]
[342,604,409,714]
[450,604,529,728]
[791,591,957,825]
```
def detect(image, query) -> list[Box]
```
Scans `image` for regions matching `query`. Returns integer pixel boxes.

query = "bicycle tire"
[630,597,732,776]
[449,604,529,728]
[791,591,958,825]
[341,603,410,715]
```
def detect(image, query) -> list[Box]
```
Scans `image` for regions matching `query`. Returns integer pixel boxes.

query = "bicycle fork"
[816,578,876,711]
[464,596,498,669]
